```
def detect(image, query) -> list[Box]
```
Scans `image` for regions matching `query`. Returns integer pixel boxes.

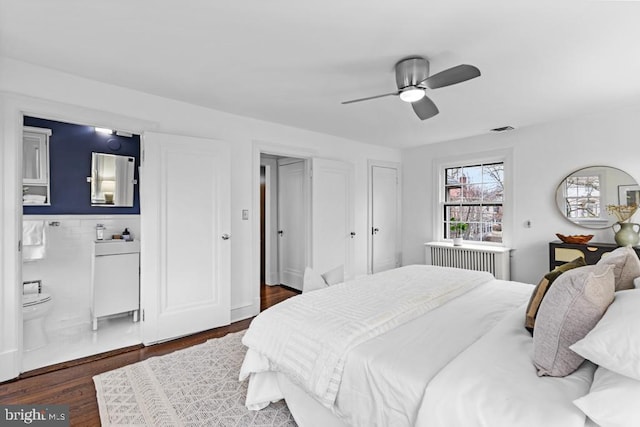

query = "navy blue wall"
[23,116,141,215]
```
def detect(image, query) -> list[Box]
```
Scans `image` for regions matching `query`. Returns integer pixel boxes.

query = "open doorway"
[20,115,143,373]
[259,154,306,305]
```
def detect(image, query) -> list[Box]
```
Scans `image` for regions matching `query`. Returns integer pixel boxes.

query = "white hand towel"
[23,220,44,245]
[23,220,46,261]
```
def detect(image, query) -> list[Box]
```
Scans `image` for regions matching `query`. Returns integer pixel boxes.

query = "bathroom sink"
[93,240,140,256]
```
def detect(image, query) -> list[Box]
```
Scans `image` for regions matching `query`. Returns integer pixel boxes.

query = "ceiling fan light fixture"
[399,87,425,103]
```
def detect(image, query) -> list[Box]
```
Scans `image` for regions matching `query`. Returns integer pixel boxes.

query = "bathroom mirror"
[90,153,135,207]
[555,165,639,229]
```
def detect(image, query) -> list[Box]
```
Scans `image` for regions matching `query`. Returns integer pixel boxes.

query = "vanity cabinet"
[549,241,640,270]
[91,240,140,330]
[22,126,52,205]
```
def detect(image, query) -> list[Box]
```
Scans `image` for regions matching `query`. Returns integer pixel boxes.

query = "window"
[443,162,504,243]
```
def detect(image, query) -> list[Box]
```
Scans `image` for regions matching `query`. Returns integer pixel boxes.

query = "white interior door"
[141,132,230,344]
[278,159,306,290]
[311,158,354,280]
[371,164,399,273]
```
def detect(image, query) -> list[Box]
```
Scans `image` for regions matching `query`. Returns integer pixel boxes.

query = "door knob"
[221,234,231,240]
[278,230,284,236]
[350,232,356,238]
[372,227,379,235]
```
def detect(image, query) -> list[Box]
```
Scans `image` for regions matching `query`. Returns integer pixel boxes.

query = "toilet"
[22,292,53,351]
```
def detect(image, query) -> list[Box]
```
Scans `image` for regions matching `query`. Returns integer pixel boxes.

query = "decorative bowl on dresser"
[554,233,594,244]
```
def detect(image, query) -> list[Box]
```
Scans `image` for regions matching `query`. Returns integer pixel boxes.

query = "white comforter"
[334,279,535,426]
[241,266,596,427]
[241,265,494,408]
[417,304,595,427]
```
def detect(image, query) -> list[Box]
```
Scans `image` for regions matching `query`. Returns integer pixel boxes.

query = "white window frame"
[433,148,513,248]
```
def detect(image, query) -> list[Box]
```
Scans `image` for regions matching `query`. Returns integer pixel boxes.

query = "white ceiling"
[1,0,640,149]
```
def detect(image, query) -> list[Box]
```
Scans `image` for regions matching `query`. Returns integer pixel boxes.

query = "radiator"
[424,242,511,280]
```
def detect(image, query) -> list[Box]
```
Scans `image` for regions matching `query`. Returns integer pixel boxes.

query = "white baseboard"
[0,348,20,382]
[265,272,279,286]
[231,301,259,323]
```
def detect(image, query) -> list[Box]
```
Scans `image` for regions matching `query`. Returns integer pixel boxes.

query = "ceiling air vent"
[491,126,515,132]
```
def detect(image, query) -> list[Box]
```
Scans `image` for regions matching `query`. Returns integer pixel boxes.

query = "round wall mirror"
[555,166,639,229]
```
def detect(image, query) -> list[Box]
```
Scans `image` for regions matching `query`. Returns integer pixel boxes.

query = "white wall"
[402,101,640,284]
[0,57,401,379]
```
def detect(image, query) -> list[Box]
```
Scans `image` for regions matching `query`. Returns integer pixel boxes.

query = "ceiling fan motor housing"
[395,57,429,89]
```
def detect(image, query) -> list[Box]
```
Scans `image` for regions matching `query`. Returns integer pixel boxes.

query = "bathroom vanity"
[90,240,140,330]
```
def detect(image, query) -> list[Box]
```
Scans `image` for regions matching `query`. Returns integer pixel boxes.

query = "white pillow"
[302,267,327,293]
[570,289,640,381]
[321,265,344,286]
[573,367,640,427]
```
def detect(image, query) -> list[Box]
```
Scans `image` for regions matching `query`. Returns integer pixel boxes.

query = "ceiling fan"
[341,56,481,120]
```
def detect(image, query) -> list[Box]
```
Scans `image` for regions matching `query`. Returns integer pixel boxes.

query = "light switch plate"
[242,209,249,220]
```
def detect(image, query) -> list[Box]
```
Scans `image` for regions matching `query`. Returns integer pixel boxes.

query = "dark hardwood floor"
[0,283,299,426]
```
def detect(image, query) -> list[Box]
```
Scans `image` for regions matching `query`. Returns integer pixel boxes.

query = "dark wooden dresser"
[549,241,640,270]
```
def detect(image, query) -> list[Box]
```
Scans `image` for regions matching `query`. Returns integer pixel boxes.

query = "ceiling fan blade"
[423,64,481,89]
[411,95,439,120]
[341,91,399,105]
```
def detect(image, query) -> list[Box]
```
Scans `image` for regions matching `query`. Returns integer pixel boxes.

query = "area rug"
[93,331,297,426]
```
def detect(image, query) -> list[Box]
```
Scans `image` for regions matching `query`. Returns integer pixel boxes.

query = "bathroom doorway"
[20,115,143,373]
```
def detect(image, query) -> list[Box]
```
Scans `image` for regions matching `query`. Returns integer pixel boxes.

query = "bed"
[239,262,640,427]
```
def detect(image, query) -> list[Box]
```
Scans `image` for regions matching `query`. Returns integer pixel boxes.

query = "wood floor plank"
[0,284,298,426]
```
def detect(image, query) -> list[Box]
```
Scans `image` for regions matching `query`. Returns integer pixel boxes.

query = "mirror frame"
[90,152,136,207]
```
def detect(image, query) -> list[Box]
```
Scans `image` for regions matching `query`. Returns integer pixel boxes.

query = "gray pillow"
[596,246,640,291]
[533,264,615,377]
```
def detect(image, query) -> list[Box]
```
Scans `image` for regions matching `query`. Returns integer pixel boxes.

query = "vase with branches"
[607,204,639,246]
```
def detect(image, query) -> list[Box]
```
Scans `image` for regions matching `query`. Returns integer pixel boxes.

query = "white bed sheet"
[416,303,596,427]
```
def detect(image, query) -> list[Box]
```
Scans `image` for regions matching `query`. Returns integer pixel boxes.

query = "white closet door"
[277,159,307,290]
[311,158,354,280]
[371,165,399,273]
[141,132,230,344]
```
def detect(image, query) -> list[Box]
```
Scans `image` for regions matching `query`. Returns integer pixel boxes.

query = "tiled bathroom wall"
[22,214,141,334]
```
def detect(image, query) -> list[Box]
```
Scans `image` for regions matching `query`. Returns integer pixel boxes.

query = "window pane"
[446,186,462,203]
[446,167,462,184]
[463,184,483,202]
[461,165,483,184]
[483,183,503,202]
[445,205,471,222]
[483,163,504,185]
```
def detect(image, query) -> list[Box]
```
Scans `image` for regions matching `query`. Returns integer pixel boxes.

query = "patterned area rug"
[93,331,297,426]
